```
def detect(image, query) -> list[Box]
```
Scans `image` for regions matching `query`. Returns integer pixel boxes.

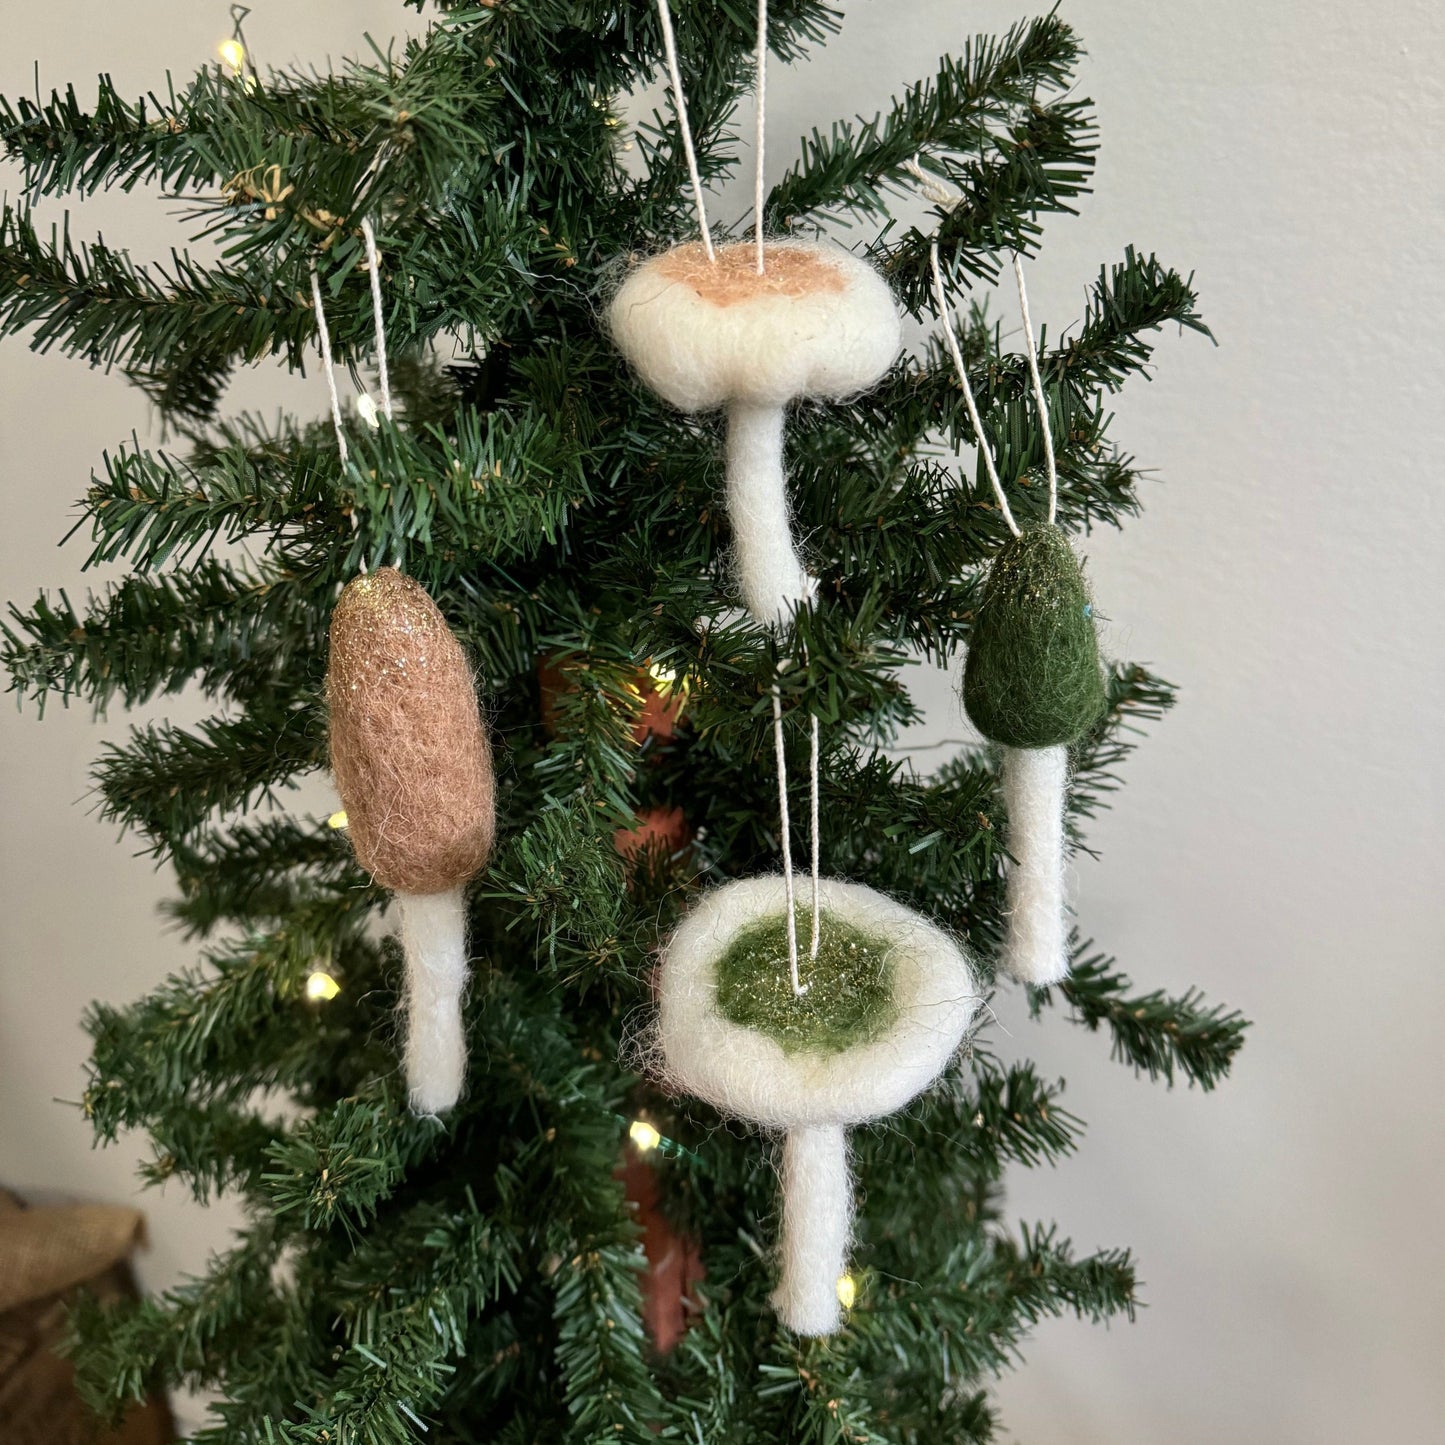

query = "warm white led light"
[306,971,341,1002]
[835,1274,857,1310]
[628,1119,662,1152]
[218,39,246,73]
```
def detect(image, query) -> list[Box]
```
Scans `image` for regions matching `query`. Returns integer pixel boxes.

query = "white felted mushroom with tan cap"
[609,238,901,624]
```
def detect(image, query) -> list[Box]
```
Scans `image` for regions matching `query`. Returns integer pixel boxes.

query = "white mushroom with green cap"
[651,875,980,1336]
[609,239,902,624]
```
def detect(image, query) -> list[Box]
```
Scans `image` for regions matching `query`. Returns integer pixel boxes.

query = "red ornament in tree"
[537,657,684,744]
[613,805,693,866]
[618,1141,704,1353]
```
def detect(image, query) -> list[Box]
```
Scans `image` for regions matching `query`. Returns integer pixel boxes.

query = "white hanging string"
[928,241,1021,538]
[312,219,397,568]
[655,0,716,263]
[808,711,820,961]
[772,685,805,995]
[310,261,349,470]
[361,217,393,423]
[1011,253,1058,526]
[754,0,768,275]
[902,154,964,211]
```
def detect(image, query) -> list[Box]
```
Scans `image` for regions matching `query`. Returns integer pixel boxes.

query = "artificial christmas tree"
[1,4,1246,1440]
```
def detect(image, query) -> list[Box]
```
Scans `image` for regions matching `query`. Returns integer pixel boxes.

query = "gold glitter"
[715,908,899,1055]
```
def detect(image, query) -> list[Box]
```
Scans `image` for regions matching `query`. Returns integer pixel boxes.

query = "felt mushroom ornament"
[328,568,496,1114]
[654,876,979,1336]
[963,527,1105,984]
[609,0,900,626]
[930,244,1108,986]
[309,232,496,1115]
[610,241,900,623]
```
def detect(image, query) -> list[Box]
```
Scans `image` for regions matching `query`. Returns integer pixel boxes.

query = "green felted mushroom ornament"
[963,525,1106,984]
[932,245,1109,986]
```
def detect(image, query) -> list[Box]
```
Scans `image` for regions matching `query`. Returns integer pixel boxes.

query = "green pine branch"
[0,202,311,370]
[260,1092,444,1234]
[883,247,1210,515]
[480,803,630,980]
[1042,947,1250,1090]
[472,0,840,94]
[2,564,330,715]
[1069,664,1180,825]
[94,702,321,847]
[77,426,342,571]
[259,1196,524,1445]
[949,1056,1082,1172]
[83,909,380,1141]
[342,402,593,576]
[136,1103,284,1204]
[58,398,590,592]
[884,95,1099,308]
[0,56,499,216]
[1065,248,1215,388]
[69,1229,295,1424]
[166,816,368,937]
[851,1224,1136,1390]
[767,14,1080,227]
[552,1237,665,1445]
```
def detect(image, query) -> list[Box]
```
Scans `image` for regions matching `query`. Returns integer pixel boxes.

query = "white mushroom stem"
[771,1123,851,1336]
[1000,744,1071,986]
[728,401,814,624]
[398,886,470,1114]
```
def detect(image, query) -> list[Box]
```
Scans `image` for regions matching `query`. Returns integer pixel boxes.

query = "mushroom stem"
[727,401,814,624]
[1001,744,1070,986]
[398,886,470,1113]
[771,1123,851,1336]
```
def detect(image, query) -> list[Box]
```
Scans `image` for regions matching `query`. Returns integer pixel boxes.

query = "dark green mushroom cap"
[963,525,1107,749]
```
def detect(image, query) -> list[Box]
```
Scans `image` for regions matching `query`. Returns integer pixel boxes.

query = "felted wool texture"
[963,525,1107,749]
[398,886,471,1114]
[1000,743,1071,987]
[328,568,495,894]
[609,238,899,625]
[715,906,899,1055]
[727,401,815,622]
[654,876,978,1129]
[772,1124,852,1336]
[608,239,902,412]
[649,876,978,1338]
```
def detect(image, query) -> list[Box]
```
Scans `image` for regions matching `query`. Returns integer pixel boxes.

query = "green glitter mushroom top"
[963,523,1107,749]
[714,908,900,1055]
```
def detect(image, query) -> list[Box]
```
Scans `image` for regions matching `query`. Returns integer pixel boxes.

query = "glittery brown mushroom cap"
[609,239,902,411]
[327,568,495,894]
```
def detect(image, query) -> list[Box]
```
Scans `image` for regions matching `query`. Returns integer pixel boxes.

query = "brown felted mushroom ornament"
[327,567,495,1113]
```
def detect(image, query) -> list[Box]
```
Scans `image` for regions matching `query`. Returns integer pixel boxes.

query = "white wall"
[3,3,1442,1442]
